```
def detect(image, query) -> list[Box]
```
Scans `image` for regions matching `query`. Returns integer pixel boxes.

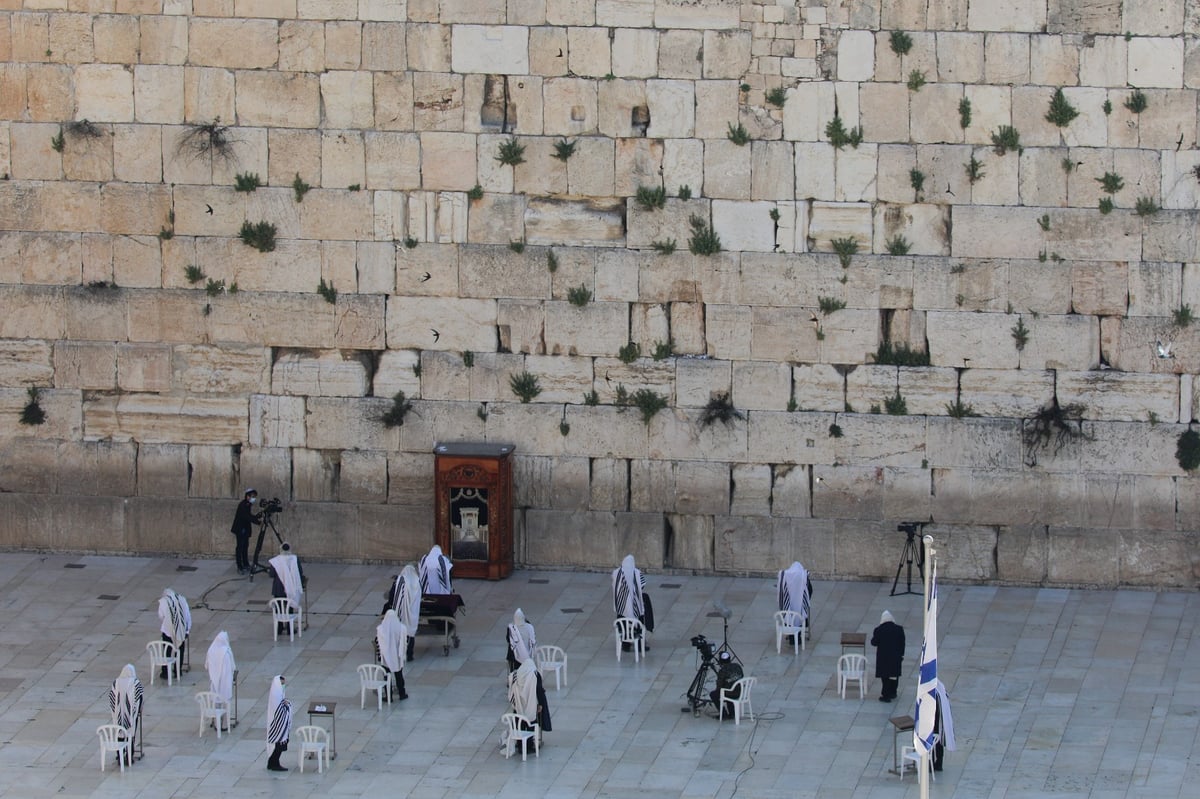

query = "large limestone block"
[1143,210,1200,262]
[189,18,279,69]
[811,464,885,520]
[781,82,836,142]
[859,83,911,144]
[811,308,880,365]
[845,364,896,412]
[304,396,401,451]
[597,79,648,138]
[661,513,710,570]
[1129,37,1184,88]
[727,463,771,517]
[271,350,370,397]
[711,200,776,253]
[0,386,82,442]
[837,29,875,82]
[249,395,306,448]
[669,460,729,515]
[701,29,750,79]
[338,450,387,504]
[523,510,662,569]
[969,0,1046,31]
[467,352,529,404]
[1101,316,1200,374]
[173,345,270,395]
[135,443,189,499]
[807,202,872,252]
[545,301,628,357]
[562,404,647,459]
[927,310,1019,369]
[1046,528,1120,585]
[950,206,1043,259]
[116,344,171,393]
[627,197,705,249]
[200,293,385,350]
[187,445,235,500]
[1161,149,1200,209]
[592,356,675,402]
[745,410,837,465]
[675,357,731,407]
[872,204,949,256]
[497,299,546,355]
[611,27,658,77]
[359,505,433,561]
[895,366,959,415]
[235,72,319,128]
[75,65,134,123]
[517,354,593,403]
[931,468,1050,526]
[831,412,927,468]
[383,452,435,509]
[1071,261,1129,316]
[1057,370,1178,423]
[958,368,1054,418]
[742,306,819,361]
[649,407,748,463]
[457,245,551,300]
[750,140,795,201]
[0,340,53,387]
[386,296,497,353]
[1018,314,1100,371]
[645,79,695,138]
[467,193,526,244]
[926,416,1023,469]
[291,449,337,502]
[731,361,790,411]
[0,231,80,285]
[791,363,844,412]
[8,122,63,182]
[588,457,628,511]
[568,136,616,196]
[1043,208,1143,261]
[714,516,837,576]
[909,83,964,144]
[525,198,625,246]
[835,144,878,203]
[1127,261,1181,318]
[451,25,529,74]
[373,349,421,399]
[85,394,248,444]
[702,139,750,200]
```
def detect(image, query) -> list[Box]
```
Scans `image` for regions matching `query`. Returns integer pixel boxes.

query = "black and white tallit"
[266,676,291,745]
[418,544,453,594]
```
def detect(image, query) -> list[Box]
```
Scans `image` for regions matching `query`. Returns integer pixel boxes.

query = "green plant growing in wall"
[906,70,926,91]
[1124,89,1148,114]
[1098,197,1114,214]
[635,185,666,210]
[1022,399,1088,464]
[1102,98,1113,115]
[872,342,930,366]
[412,362,421,378]
[1061,157,1077,174]
[886,235,911,255]
[477,404,488,421]
[884,390,908,415]
[583,390,599,406]
[1045,88,1079,127]
[50,127,65,152]
[651,239,677,255]
[567,285,592,307]
[652,340,674,360]
[317,278,336,303]
[1097,172,1124,193]
[177,119,234,162]
[1173,304,1194,328]
[348,184,360,191]
[509,371,541,403]
[965,156,985,184]
[818,296,846,315]
[909,169,926,197]
[825,115,863,149]
[831,237,858,268]
[766,86,787,108]
[184,265,206,284]
[1037,214,1051,232]
[509,239,525,253]
[828,423,843,437]
[618,342,641,363]
[239,220,277,252]
[1011,317,1030,351]
[631,389,668,425]
[1177,428,1200,471]
[1134,196,1160,216]
[158,209,175,240]
[20,387,46,426]
[496,137,526,166]
[205,278,226,297]
[677,185,692,200]
[234,172,262,192]
[292,173,311,202]
[457,351,471,368]
[990,125,1022,155]
[726,121,751,145]
[467,184,484,200]
[380,391,413,427]
[547,250,558,272]
[687,215,722,255]
[958,97,972,129]
[551,138,576,161]
[699,392,743,428]
[404,236,419,249]
[559,420,570,436]
[945,399,979,418]
[889,30,913,56]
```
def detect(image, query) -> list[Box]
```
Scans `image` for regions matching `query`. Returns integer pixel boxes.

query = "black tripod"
[247,512,284,581]
[683,611,741,716]
[890,522,926,596]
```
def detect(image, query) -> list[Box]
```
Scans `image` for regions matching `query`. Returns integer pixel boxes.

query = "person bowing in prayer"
[376,608,409,701]
[157,588,191,680]
[265,676,291,772]
[205,631,236,717]
[508,657,552,736]
[387,564,421,661]
[267,543,305,636]
[107,664,144,760]
[418,544,453,594]
[612,554,654,651]
[777,561,814,641]
[505,608,536,673]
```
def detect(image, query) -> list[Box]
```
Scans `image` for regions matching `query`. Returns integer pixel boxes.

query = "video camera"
[690,634,715,661]
[261,497,283,515]
[897,521,919,535]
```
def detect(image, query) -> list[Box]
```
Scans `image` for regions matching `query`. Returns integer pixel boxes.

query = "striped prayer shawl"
[267,699,292,744]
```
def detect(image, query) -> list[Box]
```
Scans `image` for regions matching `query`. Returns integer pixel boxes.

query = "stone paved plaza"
[3,551,1198,799]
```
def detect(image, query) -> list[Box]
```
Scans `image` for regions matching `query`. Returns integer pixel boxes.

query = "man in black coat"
[230,488,260,575]
[870,610,905,702]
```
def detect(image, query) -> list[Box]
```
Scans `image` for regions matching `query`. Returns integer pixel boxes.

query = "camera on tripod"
[690,634,715,661]
[260,497,283,516]
[897,522,919,535]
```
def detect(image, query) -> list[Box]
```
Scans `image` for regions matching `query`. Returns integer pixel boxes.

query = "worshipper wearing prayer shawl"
[267,543,305,636]
[418,544,453,594]
[376,608,409,701]
[157,588,191,680]
[386,564,422,661]
[777,561,814,641]
[507,658,552,735]
[266,676,291,772]
[870,610,906,702]
[205,632,236,712]
[505,608,536,673]
[612,554,654,651]
[931,679,955,771]
[107,664,144,758]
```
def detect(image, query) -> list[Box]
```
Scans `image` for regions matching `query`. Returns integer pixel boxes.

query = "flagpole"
[920,535,934,799]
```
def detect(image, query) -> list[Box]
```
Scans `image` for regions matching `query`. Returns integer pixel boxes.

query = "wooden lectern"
[432,442,515,580]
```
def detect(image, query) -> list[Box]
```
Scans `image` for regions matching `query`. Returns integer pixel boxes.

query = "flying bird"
[419,272,431,282]
[431,329,440,342]
[205,204,213,215]
[1156,340,1174,359]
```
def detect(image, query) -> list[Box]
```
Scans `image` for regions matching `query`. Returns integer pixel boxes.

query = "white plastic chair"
[195,691,229,738]
[774,609,806,654]
[719,676,757,724]
[837,653,867,700]
[146,640,179,685]
[900,734,939,781]
[613,617,646,663]
[96,724,131,772]
[357,663,391,710]
[500,712,539,761]
[295,725,330,773]
[270,597,300,641]
[533,645,568,690]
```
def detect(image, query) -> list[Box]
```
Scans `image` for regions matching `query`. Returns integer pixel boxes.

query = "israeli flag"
[913,559,938,754]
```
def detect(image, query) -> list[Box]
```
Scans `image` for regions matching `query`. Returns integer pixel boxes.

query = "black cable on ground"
[728,711,785,799]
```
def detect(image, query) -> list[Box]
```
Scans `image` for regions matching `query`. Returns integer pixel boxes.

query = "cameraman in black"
[710,651,744,719]
[230,488,260,575]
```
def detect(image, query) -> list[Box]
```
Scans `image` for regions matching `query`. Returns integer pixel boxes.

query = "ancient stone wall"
[1,0,1198,587]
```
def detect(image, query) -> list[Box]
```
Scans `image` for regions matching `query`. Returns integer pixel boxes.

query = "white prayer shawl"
[612,554,645,620]
[158,589,191,646]
[376,609,408,673]
[507,659,540,725]
[777,562,811,622]
[419,545,453,594]
[935,680,956,750]
[205,631,236,706]
[108,664,143,732]
[268,552,303,609]
[507,608,536,665]
[266,676,291,745]
[397,565,421,633]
